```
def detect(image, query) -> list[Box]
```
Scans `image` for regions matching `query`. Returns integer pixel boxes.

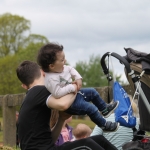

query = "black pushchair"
[100,48,150,150]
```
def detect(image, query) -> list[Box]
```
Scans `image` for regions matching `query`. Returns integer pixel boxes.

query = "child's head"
[73,123,92,140]
[16,60,41,88]
[37,43,66,73]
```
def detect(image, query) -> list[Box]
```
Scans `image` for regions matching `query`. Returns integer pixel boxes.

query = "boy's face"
[49,51,66,73]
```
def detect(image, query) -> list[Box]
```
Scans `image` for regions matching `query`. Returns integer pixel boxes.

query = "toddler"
[73,123,92,140]
[37,42,119,132]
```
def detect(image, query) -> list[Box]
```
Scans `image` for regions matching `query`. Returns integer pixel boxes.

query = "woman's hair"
[50,109,59,129]
[128,95,139,118]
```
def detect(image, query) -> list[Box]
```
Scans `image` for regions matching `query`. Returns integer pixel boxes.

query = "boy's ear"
[21,84,28,90]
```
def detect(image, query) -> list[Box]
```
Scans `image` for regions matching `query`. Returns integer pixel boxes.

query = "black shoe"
[102,121,119,132]
[101,101,119,118]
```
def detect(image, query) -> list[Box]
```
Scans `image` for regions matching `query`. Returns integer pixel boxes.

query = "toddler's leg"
[79,88,107,111]
[88,109,119,132]
[101,101,119,118]
[80,88,119,118]
[66,93,119,132]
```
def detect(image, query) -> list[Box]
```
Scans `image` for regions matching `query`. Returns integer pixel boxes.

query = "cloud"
[1,0,150,82]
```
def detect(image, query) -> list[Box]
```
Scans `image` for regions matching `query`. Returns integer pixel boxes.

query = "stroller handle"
[101,52,132,76]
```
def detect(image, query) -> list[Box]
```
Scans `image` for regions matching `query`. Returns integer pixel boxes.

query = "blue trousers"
[65,88,107,127]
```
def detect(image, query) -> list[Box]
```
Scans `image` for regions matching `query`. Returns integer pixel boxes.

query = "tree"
[0,13,50,95]
[75,54,122,87]
[0,37,49,95]
[0,54,22,95]
[0,13,30,57]
[24,34,49,46]
[17,34,49,62]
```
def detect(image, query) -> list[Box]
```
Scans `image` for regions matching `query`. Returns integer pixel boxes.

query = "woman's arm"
[51,111,72,142]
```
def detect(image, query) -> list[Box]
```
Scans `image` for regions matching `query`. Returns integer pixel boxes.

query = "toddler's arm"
[68,66,82,90]
[46,78,77,98]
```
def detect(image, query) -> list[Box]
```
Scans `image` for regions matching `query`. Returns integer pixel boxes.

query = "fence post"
[2,95,16,147]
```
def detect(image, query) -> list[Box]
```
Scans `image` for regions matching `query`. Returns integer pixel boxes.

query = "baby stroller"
[100,48,150,150]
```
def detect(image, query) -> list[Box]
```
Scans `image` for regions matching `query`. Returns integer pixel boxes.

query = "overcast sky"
[1,0,150,82]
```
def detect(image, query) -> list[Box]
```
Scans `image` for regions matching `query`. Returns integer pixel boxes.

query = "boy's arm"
[47,92,77,111]
[68,65,82,81]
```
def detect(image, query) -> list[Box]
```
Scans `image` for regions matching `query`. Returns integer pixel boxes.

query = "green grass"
[69,117,96,129]
[146,132,150,136]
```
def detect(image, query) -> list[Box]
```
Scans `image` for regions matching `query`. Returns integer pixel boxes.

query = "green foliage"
[0,55,22,95]
[24,34,49,45]
[0,13,50,94]
[17,37,49,62]
[68,118,95,129]
[0,41,49,95]
[0,13,30,57]
[75,54,123,87]
[75,55,115,87]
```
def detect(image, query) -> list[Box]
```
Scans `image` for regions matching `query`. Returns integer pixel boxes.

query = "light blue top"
[90,113,139,150]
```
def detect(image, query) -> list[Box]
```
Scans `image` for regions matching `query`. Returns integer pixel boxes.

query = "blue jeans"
[65,88,107,127]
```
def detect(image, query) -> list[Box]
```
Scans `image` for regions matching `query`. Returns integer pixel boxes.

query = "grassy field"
[69,117,96,129]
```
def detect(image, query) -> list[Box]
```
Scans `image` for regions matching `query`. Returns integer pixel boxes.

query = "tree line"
[0,13,123,95]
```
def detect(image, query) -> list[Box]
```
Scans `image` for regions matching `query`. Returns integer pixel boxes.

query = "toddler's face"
[50,51,66,73]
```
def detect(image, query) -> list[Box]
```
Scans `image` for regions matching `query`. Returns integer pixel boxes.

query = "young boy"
[16,60,118,150]
[73,123,92,140]
[37,42,119,132]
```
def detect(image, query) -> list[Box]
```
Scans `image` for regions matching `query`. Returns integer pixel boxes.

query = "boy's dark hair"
[16,61,41,87]
[37,43,63,72]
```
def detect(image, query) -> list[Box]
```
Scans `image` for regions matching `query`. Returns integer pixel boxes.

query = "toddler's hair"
[73,123,92,140]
